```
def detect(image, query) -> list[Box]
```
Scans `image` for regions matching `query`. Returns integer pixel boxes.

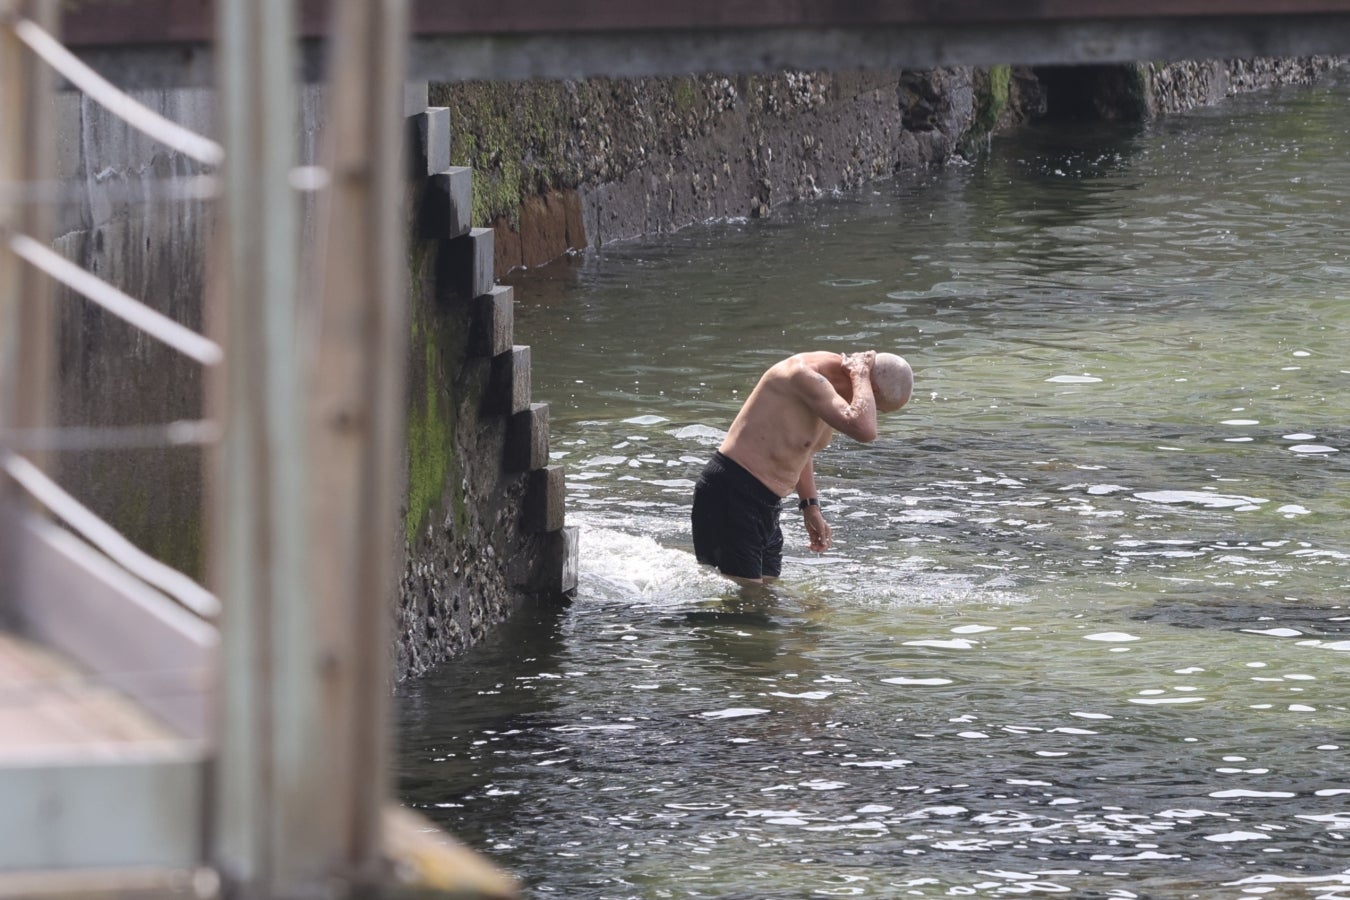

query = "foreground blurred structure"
[2,0,1349,897]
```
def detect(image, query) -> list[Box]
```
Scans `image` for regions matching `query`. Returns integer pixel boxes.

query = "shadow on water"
[1133,598,1350,637]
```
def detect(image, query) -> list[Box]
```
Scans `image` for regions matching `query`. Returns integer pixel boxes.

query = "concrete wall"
[44,83,576,682]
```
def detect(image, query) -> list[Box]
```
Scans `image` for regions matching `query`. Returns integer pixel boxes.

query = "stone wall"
[42,83,576,683]
[398,90,577,678]
[433,67,1042,277]
[436,58,1341,278]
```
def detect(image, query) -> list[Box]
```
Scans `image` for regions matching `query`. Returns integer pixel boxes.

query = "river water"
[398,72,1350,898]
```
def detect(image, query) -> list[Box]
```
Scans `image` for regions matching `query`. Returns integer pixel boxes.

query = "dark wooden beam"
[59,0,1350,47]
[55,0,1350,87]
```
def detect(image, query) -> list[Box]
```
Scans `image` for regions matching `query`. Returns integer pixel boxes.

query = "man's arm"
[793,352,878,443]
[795,458,832,552]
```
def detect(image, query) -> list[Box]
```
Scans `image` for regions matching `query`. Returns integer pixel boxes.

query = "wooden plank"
[209,0,311,892]
[0,868,212,899]
[1,504,216,742]
[304,0,409,884]
[0,748,206,871]
[0,631,175,754]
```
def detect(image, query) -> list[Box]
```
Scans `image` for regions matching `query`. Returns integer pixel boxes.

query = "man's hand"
[843,350,875,378]
[804,505,832,552]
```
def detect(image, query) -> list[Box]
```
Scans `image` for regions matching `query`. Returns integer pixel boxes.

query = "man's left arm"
[795,458,832,552]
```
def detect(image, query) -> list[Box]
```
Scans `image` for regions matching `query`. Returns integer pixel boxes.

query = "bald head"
[872,352,913,413]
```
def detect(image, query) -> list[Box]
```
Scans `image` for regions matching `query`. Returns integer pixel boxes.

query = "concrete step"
[471,286,514,357]
[407,106,452,179]
[486,344,531,415]
[506,402,550,472]
[524,465,566,534]
[437,227,494,301]
[419,166,473,239]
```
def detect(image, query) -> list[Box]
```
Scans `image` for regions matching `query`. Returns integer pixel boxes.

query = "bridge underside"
[61,2,1350,87]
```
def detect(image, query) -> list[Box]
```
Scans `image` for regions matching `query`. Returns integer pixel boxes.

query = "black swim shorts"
[691,451,784,580]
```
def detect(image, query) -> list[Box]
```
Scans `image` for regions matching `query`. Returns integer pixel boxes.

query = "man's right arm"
[795,354,878,443]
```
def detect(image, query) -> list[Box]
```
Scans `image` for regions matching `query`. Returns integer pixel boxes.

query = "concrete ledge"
[486,345,531,415]
[420,165,473,238]
[505,402,549,472]
[438,228,495,301]
[471,286,514,357]
[524,465,565,534]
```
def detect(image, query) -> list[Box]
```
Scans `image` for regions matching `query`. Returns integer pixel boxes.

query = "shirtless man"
[692,350,913,585]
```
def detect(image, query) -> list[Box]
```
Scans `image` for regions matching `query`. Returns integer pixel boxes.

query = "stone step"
[486,345,531,415]
[524,465,566,534]
[505,402,549,472]
[437,227,494,302]
[419,166,472,239]
[407,106,452,180]
[404,81,429,117]
[471,286,514,357]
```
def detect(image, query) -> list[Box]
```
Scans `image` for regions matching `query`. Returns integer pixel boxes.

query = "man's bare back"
[720,351,883,498]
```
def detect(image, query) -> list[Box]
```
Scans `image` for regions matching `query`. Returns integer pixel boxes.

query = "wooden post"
[306,0,410,884]
[0,0,57,618]
[0,0,57,467]
[208,0,320,894]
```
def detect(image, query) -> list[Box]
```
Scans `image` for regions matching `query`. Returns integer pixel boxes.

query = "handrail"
[8,233,224,367]
[0,175,221,206]
[1,448,222,621]
[0,419,220,451]
[10,16,225,167]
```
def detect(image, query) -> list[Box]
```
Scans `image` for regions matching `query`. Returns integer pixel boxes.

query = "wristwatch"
[798,497,819,510]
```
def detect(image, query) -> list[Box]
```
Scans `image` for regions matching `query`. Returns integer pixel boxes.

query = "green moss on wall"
[672,77,698,114]
[404,336,450,543]
[431,81,584,228]
[976,64,1011,135]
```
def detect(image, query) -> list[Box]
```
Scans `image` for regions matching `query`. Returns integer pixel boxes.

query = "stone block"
[471,286,514,357]
[516,525,578,598]
[403,81,428,117]
[505,402,549,472]
[419,165,472,238]
[524,465,566,534]
[407,107,452,180]
[551,525,580,595]
[437,228,495,302]
[486,345,531,415]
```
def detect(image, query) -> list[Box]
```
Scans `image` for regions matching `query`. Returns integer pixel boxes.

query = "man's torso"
[719,353,840,495]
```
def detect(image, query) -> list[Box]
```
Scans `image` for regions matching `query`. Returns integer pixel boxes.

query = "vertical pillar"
[0,0,57,614]
[306,0,409,886]
[0,0,57,465]
[209,0,315,893]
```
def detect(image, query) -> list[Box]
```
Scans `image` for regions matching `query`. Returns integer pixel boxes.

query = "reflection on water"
[399,73,1350,898]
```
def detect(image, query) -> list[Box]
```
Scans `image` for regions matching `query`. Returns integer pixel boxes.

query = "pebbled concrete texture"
[435,58,1342,278]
